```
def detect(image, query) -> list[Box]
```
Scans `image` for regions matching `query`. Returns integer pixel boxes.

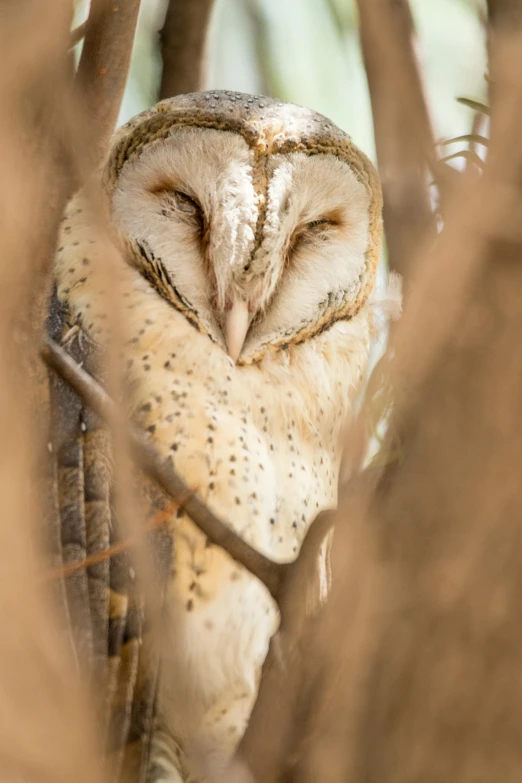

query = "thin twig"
[76,0,141,165]
[41,339,286,601]
[356,0,437,281]
[467,112,487,176]
[159,0,215,99]
[69,21,87,49]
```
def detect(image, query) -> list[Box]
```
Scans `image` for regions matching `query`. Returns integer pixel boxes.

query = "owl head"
[105,91,382,365]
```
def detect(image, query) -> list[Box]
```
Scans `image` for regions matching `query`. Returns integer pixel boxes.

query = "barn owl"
[52,91,385,782]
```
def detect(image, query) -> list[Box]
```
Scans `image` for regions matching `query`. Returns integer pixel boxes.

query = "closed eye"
[151,185,206,238]
[287,213,342,257]
[307,218,336,230]
[173,190,202,215]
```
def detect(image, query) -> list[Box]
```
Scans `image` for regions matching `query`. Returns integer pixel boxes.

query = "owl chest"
[129,359,339,564]
[145,365,338,709]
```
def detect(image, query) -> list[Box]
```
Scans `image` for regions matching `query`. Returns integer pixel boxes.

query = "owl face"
[108,92,382,364]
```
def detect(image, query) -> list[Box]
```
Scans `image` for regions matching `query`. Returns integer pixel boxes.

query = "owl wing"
[43,288,169,782]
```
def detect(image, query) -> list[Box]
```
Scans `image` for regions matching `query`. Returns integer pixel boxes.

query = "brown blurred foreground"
[0,1,521,781]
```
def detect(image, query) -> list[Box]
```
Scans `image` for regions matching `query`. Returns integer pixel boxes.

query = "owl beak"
[225,298,250,362]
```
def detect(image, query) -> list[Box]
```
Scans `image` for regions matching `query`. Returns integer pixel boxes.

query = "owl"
[51,91,383,781]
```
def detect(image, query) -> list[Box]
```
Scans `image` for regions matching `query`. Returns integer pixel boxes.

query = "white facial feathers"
[112,128,258,344]
[243,154,371,358]
[111,126,374,362]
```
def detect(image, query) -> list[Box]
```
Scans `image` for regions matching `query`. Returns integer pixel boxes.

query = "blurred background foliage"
[75,0,487,157]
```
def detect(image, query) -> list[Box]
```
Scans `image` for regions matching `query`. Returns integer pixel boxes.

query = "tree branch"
[235,511,335,781]
[41,339,286,601]
[159,0,215,99]
[76,0,141,165]
[356,0,436,282]
[486,0,522,28]
[486,0,522,148]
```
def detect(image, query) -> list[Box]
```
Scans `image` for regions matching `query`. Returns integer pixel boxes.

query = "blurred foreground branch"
[6,3,522,782]
[486,0,522,147]
[0,3,107,780]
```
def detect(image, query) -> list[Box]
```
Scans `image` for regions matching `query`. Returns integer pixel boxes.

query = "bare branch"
[159,0,215,99]
[76,0,141,164]
[356,0,436,281]
[42,339,286,600]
